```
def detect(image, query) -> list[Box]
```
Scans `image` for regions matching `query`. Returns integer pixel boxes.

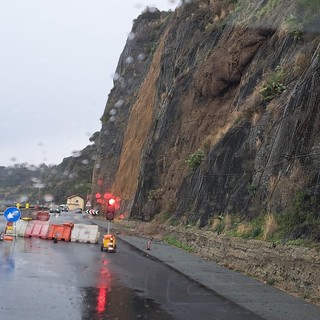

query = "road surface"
[0,212,265,320]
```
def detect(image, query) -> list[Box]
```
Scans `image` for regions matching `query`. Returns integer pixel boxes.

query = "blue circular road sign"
[4,207,21,222]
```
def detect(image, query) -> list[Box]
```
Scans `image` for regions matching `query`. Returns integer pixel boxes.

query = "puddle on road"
[80,285,175,320]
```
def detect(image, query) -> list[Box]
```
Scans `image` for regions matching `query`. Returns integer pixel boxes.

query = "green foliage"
[260,66,286,102]
[147,188,164,202]
[215,219,225,234]
[285,14,303,40]
[257,0,280,19]
[266,277,276,286]
[247,184,257,195]
[181,0,199,17]
[168,218,180,226]
[276,191,320,241]
[296,0,320,22]
[285,238,309,246]
[205,22,214,33]
[149,41,159,55]
[186,149,205,171]
[164,235,195,253]
[285,0,320,39]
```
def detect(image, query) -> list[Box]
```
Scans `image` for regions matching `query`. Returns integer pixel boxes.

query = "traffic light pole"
[107,220,111,234]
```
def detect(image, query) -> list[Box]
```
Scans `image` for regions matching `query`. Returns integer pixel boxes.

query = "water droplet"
[137,53,146,61]
[44,194,54,202]
[113,72,120,81]
[109,109,117,116]
[128,32,135,41]
[33,183,45,189]
[125,56,133,64]
[147,6,157,13]
[72,151,82,158]
[115,99,124,108]
[20,195,28,202]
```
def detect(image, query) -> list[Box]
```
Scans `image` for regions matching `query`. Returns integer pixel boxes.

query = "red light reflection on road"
[97,287,107,313]
[96,260,111,314]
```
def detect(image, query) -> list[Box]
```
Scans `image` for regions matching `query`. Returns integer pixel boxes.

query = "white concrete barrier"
[71,224,99,244]
[5,219,30,237]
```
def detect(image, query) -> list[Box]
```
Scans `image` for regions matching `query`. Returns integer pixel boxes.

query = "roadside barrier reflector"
[25,220,50,239]
[22,217,32,221]
[47,223,73,241]
[71,224,99,244]
[4,235,14,241]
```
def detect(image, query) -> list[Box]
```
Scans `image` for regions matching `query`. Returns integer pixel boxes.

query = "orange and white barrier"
[47,223,74,241]
[25,220,50,239]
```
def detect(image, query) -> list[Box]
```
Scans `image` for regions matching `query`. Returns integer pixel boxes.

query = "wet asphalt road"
[0,213,265,320]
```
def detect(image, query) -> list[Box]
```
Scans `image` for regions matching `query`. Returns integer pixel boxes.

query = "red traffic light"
[108,198,115,206]
[105,198,116,221]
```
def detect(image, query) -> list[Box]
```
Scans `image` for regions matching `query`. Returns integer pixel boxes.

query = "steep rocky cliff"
[93,0,320,241]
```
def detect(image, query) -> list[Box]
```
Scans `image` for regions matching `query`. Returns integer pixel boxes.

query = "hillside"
[92,0,320,243]
[0,132,99,206]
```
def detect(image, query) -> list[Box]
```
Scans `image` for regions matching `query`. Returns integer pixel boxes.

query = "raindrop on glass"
[44,194,54,202]
[126,56,134,64]
[147,6,157,13]
[115,99,124,108]
[109,109,117,116]
[138,53,146,61]
[72,151,82,158]
[33,183,45,189]
[20,195,28,202]
[113,73,120,81]
[128,32,136,41]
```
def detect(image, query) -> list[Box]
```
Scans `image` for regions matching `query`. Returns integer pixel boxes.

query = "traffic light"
[105,198,116,221]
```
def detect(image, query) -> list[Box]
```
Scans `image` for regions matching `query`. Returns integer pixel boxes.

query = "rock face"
[92,1,320,237]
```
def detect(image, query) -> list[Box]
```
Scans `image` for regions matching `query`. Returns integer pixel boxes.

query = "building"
[66,195,84,211]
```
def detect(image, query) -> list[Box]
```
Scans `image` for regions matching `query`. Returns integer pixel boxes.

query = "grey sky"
[0,0,179,167]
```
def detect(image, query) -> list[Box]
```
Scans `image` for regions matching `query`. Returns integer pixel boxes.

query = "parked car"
[49,206,61,214]
[59,205,69,212]
[75,208,82,214]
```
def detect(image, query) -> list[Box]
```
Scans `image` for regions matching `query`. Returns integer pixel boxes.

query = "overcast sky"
[0,0,179,167]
